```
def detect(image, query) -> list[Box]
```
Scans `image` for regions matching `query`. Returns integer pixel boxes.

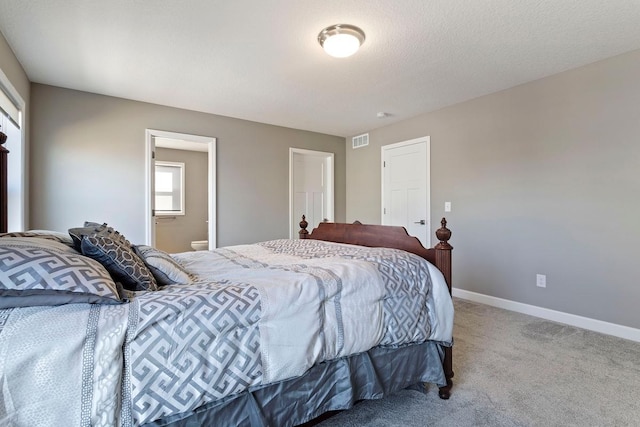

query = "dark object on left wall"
[0,129,9,233]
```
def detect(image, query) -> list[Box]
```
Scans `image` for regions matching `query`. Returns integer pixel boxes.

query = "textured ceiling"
[1,0,640,137]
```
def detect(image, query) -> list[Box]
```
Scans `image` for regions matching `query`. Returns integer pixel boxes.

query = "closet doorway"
[381,136,430,247]
[289,148,334,238]
[145,130,216,251]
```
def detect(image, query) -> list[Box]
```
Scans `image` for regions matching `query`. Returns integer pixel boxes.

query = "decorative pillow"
[1,230,75,247]
[68,222,130,252]
[0,237,125,309]
[0,236,79,253]
[133,245,194,286]
[81,236,158,292]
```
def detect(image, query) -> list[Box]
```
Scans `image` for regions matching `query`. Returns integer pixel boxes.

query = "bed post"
[0,130,8,234]
[434,217,453,399]
[434,218,452,289]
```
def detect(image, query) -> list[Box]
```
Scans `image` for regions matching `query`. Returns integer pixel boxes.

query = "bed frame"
[298,215,454,400]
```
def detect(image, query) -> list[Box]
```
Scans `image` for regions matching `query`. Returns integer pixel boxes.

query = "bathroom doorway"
[145,130,216,252]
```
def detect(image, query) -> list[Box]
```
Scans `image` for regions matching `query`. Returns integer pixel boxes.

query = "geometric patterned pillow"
[68,222,131,252]
[133,245,194,286]
[0,238,125,309]
[80,235,158,292]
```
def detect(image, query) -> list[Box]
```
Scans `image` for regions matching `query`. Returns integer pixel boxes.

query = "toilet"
[190,240,208,251]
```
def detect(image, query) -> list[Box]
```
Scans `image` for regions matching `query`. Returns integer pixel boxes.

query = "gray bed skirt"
[142,341,446,427]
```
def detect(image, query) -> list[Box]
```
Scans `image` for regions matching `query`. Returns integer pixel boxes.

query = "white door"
[290,148,334,238]
[382,137,430,247]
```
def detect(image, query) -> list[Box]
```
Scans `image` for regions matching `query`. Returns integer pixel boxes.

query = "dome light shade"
[318,24,365,58]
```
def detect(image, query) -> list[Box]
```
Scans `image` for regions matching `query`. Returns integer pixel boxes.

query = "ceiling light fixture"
[318,24,365,58]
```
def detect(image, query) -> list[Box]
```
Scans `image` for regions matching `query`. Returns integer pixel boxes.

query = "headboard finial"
[435,217,452,250]
[0,130,7,145]
[298,215,309,239]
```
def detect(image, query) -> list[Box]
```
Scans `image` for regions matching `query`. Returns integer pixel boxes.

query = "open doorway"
[145,129,216,251]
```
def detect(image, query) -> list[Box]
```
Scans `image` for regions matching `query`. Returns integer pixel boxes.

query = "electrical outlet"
[444,202,451,212]
[536,274,546,288]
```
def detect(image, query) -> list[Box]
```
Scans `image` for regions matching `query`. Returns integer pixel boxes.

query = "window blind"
[0,88,20,129]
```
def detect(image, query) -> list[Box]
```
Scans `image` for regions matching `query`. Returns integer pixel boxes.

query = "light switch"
[444,202,451,212]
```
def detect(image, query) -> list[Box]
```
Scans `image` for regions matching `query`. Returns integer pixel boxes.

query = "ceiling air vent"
[352,133,369,149]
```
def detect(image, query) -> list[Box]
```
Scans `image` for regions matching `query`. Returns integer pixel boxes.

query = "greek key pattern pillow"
[0,238,124,309]
[81,236,158,292]
[133,245,194,286]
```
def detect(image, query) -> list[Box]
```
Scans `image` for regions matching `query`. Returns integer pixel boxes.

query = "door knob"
[414,220,426,225]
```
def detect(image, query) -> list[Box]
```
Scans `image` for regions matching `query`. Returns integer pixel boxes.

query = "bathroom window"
[155,161,185,216]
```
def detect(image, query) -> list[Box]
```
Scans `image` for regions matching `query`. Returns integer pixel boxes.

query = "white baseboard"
[452,288,640,343]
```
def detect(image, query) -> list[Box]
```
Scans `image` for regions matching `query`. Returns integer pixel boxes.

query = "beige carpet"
[317,298,640,426]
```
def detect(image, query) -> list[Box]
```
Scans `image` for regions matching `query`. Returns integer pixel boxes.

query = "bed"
[2,215,454,426]
[0,147,454,425]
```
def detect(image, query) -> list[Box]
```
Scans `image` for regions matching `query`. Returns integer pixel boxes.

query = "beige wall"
[155,147,208,253]
[0,30,29,105]
[347,49,640,329]
[29,84,346,246]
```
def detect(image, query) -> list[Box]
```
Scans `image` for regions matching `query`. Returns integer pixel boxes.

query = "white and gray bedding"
[0,238,453,427]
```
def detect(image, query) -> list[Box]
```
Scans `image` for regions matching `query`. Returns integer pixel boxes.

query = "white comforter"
[177,244,387,383]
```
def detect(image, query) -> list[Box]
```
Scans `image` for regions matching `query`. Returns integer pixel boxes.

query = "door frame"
[381,136,431,247]
[145,129,217,249]
[289,148,334,238]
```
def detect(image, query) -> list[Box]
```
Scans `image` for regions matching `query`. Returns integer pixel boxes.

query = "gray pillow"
[1,230,75,247]
[0,237,125,309]
[0,236,79,253]
[133,245,194,286]
[81,236,158,292]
